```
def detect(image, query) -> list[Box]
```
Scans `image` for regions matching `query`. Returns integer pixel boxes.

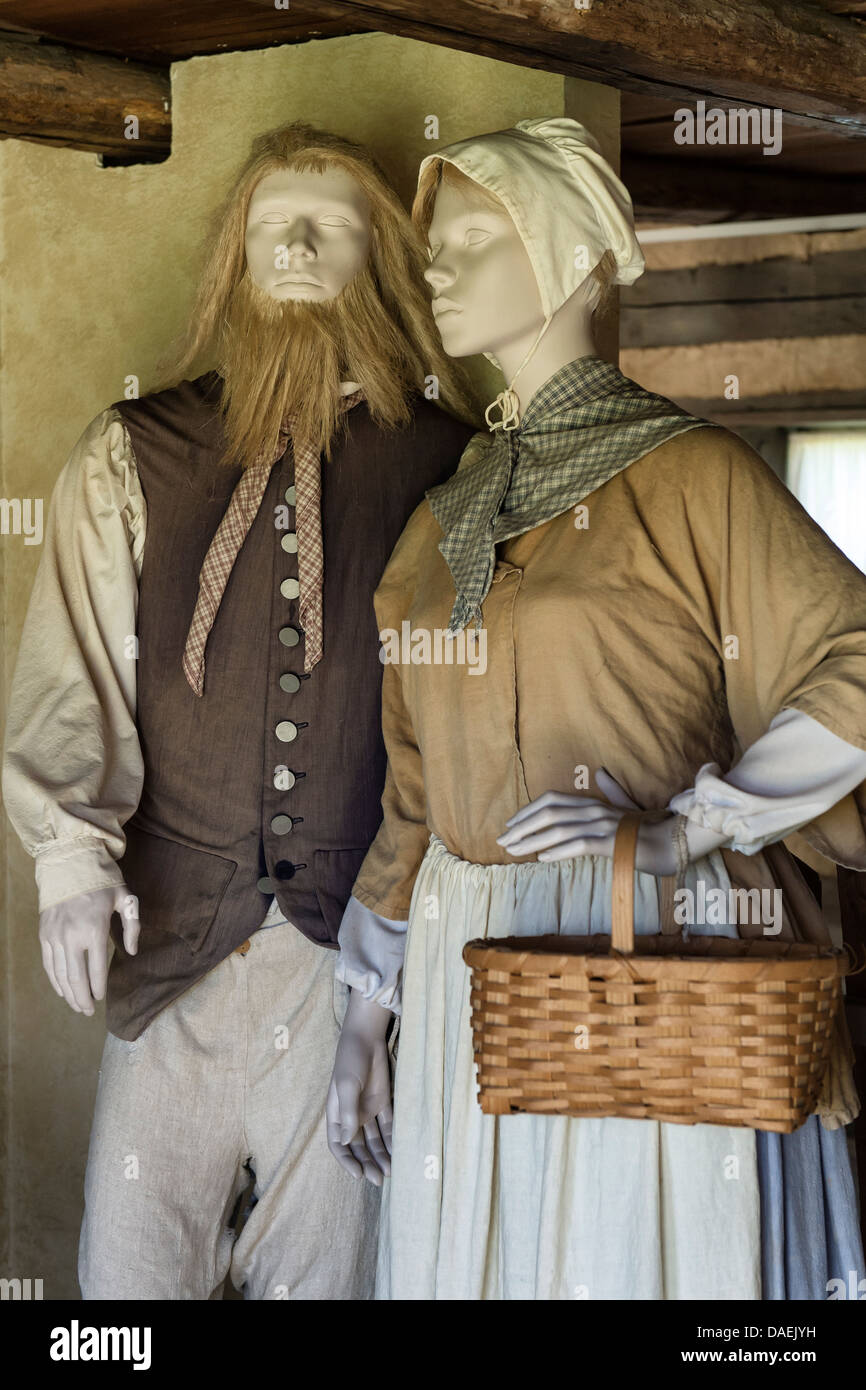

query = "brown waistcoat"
[106,371,475,1039]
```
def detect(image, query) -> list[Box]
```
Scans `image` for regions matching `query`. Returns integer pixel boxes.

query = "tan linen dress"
[353,426,866,1299]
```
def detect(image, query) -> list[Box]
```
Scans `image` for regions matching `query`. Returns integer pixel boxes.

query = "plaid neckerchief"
[426,355,713,633]
[182,389,363,697]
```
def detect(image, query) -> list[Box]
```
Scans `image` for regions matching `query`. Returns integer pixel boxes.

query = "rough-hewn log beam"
[623,153,866,220]
[622,294,866,348]
[653,391,866,423]
[626,249,866,305]
[0,36,170,155]
[621,249,866,347]
[2,1,865,155]
[249,0,866,137]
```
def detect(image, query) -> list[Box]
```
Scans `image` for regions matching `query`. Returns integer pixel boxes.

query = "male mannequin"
[2,122,476,1300]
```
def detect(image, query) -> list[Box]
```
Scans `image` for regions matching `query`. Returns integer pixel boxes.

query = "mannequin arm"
[39,883,140,1016]
[327,571,429,1181]
[327,895,408,1185]
[498,708,866,868]
[326,986,394,1186]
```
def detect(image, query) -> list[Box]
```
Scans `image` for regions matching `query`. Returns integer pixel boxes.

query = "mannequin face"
[423,177,544,359]
[245,166,372,302]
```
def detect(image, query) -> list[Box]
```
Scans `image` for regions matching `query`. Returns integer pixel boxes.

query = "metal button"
[281,532,298,554]
[279,626,300,648]
[279,672,301,693]
[280,577,300,600]
[270,815,294,835]
[235,939,252,956]
[276,720,298,742]
[284,484,296,506]
[256,876,275,893]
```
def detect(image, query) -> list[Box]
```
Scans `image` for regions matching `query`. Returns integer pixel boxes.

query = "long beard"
[217,267,417,468]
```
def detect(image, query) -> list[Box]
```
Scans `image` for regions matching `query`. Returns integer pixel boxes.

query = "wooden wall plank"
[621,295,866,348]
[661,391,866,423]
[623,153,865,218]
[624,249,866,305]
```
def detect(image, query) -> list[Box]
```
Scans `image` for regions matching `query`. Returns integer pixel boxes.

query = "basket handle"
[611,812,641,954]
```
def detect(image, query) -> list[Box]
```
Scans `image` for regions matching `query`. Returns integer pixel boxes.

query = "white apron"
[376,834,762,1300]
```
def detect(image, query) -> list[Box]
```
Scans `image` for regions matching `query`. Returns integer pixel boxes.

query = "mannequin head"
[170,123,475,466]
[415,157,617,414]
[244,164,371,303]
[421,170,545,362]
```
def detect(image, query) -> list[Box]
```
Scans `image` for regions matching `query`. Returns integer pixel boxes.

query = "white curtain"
[787,428,866,573]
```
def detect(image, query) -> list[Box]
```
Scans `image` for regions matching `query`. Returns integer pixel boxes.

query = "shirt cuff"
[335,894,408,1015]
[34,838,126,914]
[667,708,866,856]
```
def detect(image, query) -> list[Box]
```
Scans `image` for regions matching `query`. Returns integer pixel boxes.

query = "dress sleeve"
[351,516,431,919]
[702,435,866,869]
[668,707,866,854]
[1,408,146,911]
[351,650,429,918]
[335,894,408,1014]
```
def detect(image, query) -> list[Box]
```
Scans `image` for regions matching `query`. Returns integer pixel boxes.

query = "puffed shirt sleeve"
[669,707,866,854]
[335,894,408,1014]
[683,435,866,869]
[2,408,146,912]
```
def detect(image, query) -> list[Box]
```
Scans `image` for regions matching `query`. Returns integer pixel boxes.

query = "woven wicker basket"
[462,813,846,1133]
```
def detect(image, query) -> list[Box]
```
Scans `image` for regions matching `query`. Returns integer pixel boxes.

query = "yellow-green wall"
[0,32,618,1298]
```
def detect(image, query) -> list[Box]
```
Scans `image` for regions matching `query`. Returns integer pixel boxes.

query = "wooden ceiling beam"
[241,0,866,138]
[0,1,864,159]
[0,35,170,155]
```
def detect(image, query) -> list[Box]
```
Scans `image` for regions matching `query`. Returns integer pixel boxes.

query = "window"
[787,428,866,573]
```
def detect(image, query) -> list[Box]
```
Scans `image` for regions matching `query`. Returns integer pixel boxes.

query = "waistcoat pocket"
[119,820,237,952]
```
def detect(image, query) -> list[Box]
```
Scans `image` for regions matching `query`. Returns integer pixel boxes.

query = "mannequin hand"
[38,883,139,1016]
[496,768,678,875]
[326,988,394,1187]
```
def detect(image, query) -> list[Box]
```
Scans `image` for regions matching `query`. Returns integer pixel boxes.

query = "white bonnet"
[417,116,644,321]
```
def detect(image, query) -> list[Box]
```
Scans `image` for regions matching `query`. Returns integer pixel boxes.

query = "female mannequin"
[329,119,866,1299]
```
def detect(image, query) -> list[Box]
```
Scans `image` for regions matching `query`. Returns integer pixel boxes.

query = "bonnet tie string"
[484,316,552,433]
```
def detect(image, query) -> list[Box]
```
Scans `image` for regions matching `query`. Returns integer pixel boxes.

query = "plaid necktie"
[182,389,363,697]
